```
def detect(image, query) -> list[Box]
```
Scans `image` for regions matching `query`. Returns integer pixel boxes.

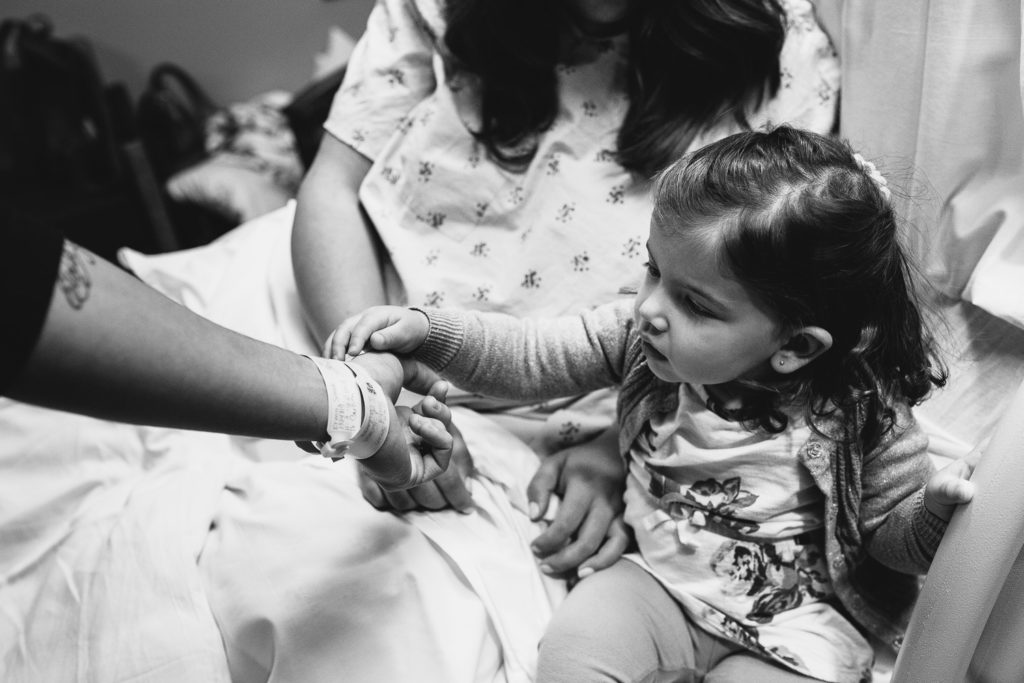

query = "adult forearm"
[8,242,330,441]
[292,136,386,343]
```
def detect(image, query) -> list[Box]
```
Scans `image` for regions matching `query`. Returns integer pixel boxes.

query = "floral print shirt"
[624,383,874,683]
[324,0,840,319]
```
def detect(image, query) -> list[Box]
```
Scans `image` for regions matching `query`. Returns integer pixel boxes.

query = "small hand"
[326,305,430,358]
[357,380,454,490]
[924,454,978,522]
[527,428,630,579]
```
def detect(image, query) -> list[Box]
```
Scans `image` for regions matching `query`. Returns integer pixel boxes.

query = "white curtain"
[833,0,1024,327]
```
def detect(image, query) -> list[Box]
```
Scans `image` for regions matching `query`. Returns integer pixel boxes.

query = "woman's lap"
[198,421,565,683]
[199,456,503,683]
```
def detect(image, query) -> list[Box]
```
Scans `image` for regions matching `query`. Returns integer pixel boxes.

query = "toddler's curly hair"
[653,126,947,452]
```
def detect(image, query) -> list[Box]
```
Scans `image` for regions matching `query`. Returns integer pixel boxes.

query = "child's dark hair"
[443,0,784,177]
[653,126,947,452]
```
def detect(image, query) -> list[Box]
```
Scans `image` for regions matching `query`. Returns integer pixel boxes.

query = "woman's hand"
[326,305,430,359]
[356,379,455,491]
[527,426,631,579]
[346,351,405,402]
[359,420,475,513]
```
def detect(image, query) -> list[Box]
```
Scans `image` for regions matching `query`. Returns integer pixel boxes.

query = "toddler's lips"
[641,340,665,362]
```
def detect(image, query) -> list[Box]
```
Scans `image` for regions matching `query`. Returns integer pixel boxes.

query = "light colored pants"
[536,560,821,683]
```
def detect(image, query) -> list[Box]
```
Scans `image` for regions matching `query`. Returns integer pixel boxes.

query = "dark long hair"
[653,127,947,453]
[443,0,785,177]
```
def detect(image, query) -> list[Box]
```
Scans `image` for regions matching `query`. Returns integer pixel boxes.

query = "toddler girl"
[329,127,975,682]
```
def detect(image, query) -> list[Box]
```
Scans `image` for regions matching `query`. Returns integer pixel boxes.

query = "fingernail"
[539,563,553,574]
[528,502,539,520]
[577,567,595,579]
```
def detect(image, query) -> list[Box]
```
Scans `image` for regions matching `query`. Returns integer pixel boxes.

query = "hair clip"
[852,153,892,202]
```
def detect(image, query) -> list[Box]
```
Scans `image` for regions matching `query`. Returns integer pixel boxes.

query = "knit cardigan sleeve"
[413,299,635,401]
[858,404,946,574]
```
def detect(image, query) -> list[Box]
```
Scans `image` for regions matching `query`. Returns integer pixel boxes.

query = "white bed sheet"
[0,405,233,681]
[0,204,566,682]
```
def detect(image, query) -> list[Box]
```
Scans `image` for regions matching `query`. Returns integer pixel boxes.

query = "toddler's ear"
[771,326,832,374]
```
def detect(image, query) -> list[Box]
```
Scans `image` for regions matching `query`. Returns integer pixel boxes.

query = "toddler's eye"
[643,260,660,278]
[686,297,715,319]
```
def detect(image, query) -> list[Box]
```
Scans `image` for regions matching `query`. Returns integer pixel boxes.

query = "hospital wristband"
[340,361,391,460]
[305,356,364,455]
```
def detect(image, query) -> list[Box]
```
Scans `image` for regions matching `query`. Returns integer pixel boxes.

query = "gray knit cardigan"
[415,299,947,653]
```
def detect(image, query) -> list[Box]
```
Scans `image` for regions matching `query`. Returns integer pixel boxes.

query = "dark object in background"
[0,15,121,190]
[136,62,237,248]
[137,63,218,181]
[0,15,177,260]
[282,66,346,169]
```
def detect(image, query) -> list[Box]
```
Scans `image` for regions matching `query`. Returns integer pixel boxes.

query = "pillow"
[167,154,293,224]
[166,91,303,224]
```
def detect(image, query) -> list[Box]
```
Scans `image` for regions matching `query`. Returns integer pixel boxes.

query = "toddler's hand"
[325,306,430,359]
[924,457,977,522]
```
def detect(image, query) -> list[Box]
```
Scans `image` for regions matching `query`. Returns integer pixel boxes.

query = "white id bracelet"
[342,362,391,460]
[305,356,363,457]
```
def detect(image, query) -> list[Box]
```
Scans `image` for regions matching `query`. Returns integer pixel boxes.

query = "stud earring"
[777,359,785,367]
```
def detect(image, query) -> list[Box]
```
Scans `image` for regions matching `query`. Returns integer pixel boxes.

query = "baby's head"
[646,126,945,444]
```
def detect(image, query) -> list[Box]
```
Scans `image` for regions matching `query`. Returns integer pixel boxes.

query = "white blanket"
[1,204,566,682]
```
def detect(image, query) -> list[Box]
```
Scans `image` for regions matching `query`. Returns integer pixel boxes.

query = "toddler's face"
[633,217,785,388]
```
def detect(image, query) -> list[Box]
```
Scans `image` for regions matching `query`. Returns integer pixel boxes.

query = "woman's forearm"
[292,135,386,343]
[8,241,331,441]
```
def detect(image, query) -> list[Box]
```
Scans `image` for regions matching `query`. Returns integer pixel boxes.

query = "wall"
[3,0,374,104]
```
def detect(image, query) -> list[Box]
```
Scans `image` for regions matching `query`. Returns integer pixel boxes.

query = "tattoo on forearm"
[58,242,94,310]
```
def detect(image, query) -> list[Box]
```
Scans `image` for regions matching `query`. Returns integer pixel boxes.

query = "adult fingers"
[431,459,474,512]
[531,488,587,557]
[406,481,450,509]
[357,467,420,511]
[577,518,631,578]
[358,469,388,509]
[407,409,454,473]
[401,360,445,396]
[526,452,565,521]
[429,418,475,512]
[537,504,613,574]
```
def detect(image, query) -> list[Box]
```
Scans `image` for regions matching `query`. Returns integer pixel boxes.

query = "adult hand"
[345,349,445,403]
[527,426,630,579]
[357,380,454,490]
[345,351,405,402]
[360,418,475,513]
